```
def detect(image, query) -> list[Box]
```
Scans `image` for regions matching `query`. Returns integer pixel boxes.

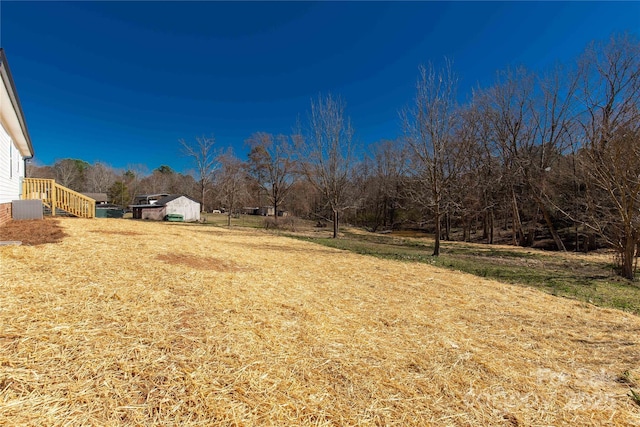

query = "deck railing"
[22,178,95,218]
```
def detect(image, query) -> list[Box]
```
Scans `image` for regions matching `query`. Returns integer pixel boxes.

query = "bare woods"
[29,34,639,279]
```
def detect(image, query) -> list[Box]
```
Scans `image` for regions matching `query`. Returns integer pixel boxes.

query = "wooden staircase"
[22,178,95,218]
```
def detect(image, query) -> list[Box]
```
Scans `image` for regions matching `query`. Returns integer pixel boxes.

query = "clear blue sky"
[1,1,638,173]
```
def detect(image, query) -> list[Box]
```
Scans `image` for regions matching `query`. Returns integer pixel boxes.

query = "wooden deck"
[22,178,95,218]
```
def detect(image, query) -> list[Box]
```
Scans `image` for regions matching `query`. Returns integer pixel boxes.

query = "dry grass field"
[1,218,639,426]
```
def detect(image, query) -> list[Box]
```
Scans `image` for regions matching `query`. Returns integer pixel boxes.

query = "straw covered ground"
[0,218,639,426]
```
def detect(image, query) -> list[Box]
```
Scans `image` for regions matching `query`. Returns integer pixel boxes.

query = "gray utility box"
[12,199,43,220]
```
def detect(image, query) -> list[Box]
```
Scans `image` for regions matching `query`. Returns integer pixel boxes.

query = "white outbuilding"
[131,194,201,222]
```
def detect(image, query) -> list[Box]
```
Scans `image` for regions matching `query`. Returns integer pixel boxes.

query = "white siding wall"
[0,122,23,204]
[165,197,201,222]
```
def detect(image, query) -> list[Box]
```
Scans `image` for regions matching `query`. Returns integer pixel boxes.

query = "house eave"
[0,48,34,158]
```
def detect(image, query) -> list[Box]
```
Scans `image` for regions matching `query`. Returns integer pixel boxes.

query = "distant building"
[131,194,200,222]
[95,204,124,219]
[242,206,288,217]
[263,206,290,217]
[242,206,260,215]
[82,193,108,204]
[133,193,170,205]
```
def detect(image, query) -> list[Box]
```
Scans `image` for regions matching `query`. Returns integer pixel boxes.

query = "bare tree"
[141,165,175,194]
[441,104,488,242]
[286,179,321,219]
[295,94,356,238]
[526,64,580,251]
[581,125,640,279]
[246,132,296,224]
[578,33,640,279]
[476,68,537,246]
[403,60,458,256]
[180,135,219,212]
[366,139,410,230]
[53,159,78,188]
[27,161,55,180]
[53,158,89,191]
[86,162,117,193]
[217,150,247,226]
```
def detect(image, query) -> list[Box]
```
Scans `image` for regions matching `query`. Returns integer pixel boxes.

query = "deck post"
[51,181,56,216]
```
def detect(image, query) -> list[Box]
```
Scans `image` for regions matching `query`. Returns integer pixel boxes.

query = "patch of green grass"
[290,233,640,315]
[201,214,267,229]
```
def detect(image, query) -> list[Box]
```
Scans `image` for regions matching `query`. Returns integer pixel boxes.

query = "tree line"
[29,33,639,279]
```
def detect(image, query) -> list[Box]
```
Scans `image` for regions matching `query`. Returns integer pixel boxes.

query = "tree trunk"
[433,202,441,256]
[389,203,396,230]
[525,226,535,247]
[470,218,474,240]
[332,209,339,239]
[444,212,451,241]
[201,182,206,213]
[539,201,567,251]
[463,220,469,242]
[273,201,278,225]
[511,188,524,246]
[383,197,388,228]
[510,214,518,245]
[489,209,494,245]
[483,211,489,240]
[621,231,636,280]
[587,234,596,253]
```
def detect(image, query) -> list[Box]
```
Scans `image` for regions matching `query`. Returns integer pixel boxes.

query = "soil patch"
[156,253,242,272]
[0,218,66,245]
[90,230,143,236]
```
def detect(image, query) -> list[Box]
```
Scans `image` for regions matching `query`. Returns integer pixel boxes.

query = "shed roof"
[131,195,200,209]
[155,195,200,206]
[135,193,170,199]
[82,193,108,203]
